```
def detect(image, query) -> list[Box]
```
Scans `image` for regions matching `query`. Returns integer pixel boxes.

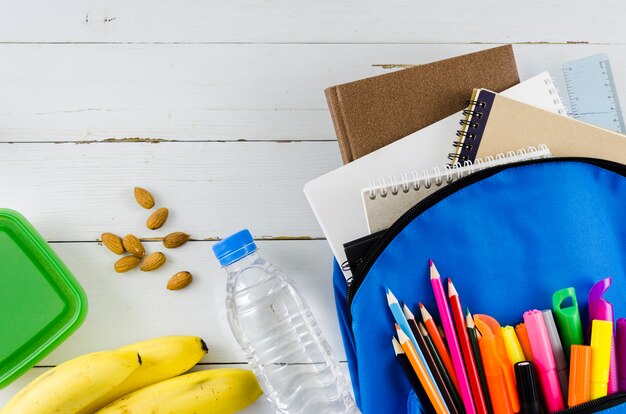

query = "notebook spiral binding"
[367,145,549,201]
[450,77,566,164]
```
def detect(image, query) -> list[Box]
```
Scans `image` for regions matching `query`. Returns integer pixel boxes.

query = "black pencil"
[403,304,461,414]
[467,309,493,414]
[418,320,465,414]
[392,336,437,414]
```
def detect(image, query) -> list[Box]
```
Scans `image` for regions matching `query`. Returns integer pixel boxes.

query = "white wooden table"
[1,1,624,411]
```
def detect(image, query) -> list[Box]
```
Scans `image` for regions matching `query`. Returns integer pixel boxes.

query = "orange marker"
[568,345,591,407]
[421,303,461,393]
[515,323,534,363]
[398,327,450,414]
[475,315,520,414]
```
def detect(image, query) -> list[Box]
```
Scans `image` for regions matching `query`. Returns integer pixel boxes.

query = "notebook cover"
[325,45,520,164]
[464,90,626,164]
[306,73,567,280]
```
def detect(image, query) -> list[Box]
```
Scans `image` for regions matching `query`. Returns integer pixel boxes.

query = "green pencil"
[467,309,493,414]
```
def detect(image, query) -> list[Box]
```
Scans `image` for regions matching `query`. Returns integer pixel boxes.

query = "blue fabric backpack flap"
[342,158,626,414]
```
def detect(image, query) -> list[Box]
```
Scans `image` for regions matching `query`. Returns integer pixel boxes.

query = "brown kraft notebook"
[325,45,520,163]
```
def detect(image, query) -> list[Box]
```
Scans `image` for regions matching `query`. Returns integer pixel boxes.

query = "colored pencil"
[430,260,476,414]
[449,279,489,414]
[393,336,437,414]
[421,302,460,393]
[467,310,493,414]
[404,305,461,414]
[387,289,444,403]
[419,320,465,414]
[398,328,450,414]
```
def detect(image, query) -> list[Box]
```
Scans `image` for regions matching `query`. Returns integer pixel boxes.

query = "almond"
[122,234,145,257]
[146,207,168,230]
[167,271,193,290]
[102,232,125,255]
[134,187,155,209]
[114,255,141,273]
[141,252,166,271]
[163,232,190,249]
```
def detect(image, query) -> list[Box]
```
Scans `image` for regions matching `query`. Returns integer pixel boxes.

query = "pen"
[524,309,564,412]
[514,361,543,414]
[588,277,618,394]
[568,345,591,407]
[404,305,461,414]
[449,279,489,414]
[542,310,569,401]
[430,260,476,414]
[393,336,437,414]
[552,287,584,360]
[590,320,613,400]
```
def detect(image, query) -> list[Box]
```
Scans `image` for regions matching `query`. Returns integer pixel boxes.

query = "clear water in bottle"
[212,230,357,413]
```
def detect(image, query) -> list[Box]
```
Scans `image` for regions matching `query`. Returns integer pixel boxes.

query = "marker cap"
[552,287,584,360]
[515,361,543,414]
[568,345,591,407]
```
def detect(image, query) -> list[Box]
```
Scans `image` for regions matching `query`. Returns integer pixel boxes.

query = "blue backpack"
[332,158,626,414]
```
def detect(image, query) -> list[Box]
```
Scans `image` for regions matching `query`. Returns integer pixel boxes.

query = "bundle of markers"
[389,260,625,414]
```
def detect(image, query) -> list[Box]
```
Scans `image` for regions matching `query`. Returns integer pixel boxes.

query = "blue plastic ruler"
[562,53,625,133]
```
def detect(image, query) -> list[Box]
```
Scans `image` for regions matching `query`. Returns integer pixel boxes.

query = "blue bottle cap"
[212,229,258,266]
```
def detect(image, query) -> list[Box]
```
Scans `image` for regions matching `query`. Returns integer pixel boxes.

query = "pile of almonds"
[100,187,193,291]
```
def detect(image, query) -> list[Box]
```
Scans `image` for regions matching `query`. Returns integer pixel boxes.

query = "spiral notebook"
[449,89,626,166]
[305,72,566,279]
[361,146,552,233]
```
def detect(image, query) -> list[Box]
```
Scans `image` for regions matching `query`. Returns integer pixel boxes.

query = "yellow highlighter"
[590,320,613,400]
[502,326,526,365]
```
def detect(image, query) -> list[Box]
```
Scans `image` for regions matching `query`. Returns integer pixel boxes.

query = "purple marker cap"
[588,277,618,394]
[617,318,626,392]
[588,277,614,322]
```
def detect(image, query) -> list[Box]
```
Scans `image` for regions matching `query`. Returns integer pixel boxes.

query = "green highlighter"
[552,287,584,360]
[0,209,87,389]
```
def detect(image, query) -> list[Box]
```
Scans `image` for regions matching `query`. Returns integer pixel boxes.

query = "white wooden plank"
[32,240,343,365]
[0,1,622,44]
[0,141,340,240]
[3,43,626,143]
[0,363,352,411]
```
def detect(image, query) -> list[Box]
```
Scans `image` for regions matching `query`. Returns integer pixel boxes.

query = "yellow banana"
[2,350,141,414]
[77,335,208,414]
[96,368,262,414]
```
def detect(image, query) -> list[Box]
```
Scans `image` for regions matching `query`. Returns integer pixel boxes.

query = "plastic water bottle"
[212,229,357,413]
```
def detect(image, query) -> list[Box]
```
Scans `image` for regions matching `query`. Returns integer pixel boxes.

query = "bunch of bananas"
[1,336,262,414]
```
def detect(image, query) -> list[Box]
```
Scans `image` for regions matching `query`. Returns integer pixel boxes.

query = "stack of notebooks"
[304,45,626,280]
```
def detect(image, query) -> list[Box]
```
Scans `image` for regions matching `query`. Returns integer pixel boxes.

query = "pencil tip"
[429,258,433,267]
[392,336,403,354]
[418,321,428,335]
[466,312,475,328]
[448,278,458,297]
[402,304,414,320]
[429,261,440,280]
[397,328,409,343]
[419,303,431,320]
[386,289,398,306]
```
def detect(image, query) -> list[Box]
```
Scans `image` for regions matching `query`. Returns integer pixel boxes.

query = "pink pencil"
[430,260,476,414]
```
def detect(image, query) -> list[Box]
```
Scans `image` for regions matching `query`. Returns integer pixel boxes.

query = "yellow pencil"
[398,328,450,414]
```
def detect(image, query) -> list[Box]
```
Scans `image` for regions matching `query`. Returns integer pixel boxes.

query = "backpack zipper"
[346,157,626,316]
[553,393,626,414]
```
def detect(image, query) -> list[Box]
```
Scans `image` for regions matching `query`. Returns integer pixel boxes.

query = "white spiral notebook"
[361,145,552,233]
[304,71,566,279]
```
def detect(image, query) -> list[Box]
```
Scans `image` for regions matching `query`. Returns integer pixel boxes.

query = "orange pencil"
[398,327,450,414]
[515,323,534,363]
[421,302,461,393]
[449,279,489,414]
